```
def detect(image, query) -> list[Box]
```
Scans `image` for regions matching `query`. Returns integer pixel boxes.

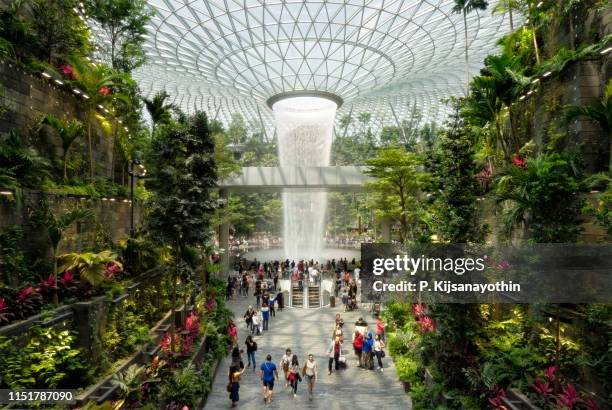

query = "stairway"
[291,283,304,307]
[308,284,320,308]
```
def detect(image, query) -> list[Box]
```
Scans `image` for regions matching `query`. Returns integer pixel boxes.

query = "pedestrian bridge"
[218,166,371,192]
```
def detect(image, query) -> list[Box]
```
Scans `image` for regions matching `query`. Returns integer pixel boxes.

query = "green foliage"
[395,354,420,383]
[30,0,91,64]
[58,250,121,286]
[160,364,205,409]
[84,0,153,73]
[143,91,174,127]
[117,233,160,275]
[146,112,217,251]
[0,0,38,60]
[495,153,584,242]
[0,326,88,389]
[0,225,31,287]
[430,109,487,243]
[41,114,86,180]
[365,146,431,243]
[0,131,51,188]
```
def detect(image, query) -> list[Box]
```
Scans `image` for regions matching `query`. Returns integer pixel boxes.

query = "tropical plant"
[111,364,146,402]
[431,107,486,244]
[64,55,131,178]
[30,0,91,63]
[495,153,583,242]
[58,250,122,286]
[0,131,51,188]
[146,112,217,347]
[565,80,612,171]
[143,91,174,129]
[84,0,153,73]
[364,146,431,243]
[452,0,489,96]
[492,0,519,30]
[41,114,85,180]
[35,202,93,304]
[0,326,87,389]
[117,233,159,274]
[0,0,38,60]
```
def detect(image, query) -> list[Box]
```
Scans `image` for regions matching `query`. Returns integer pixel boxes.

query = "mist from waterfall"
[272,96,337,261]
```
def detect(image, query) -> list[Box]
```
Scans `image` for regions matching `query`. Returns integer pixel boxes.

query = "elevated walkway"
[219,166,371,192]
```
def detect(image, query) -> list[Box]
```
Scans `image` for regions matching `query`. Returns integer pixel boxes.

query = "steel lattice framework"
[88,0,517,132]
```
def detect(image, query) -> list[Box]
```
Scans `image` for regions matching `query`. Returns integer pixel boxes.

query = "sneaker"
[380,368,384,372]
[294,393,297,398]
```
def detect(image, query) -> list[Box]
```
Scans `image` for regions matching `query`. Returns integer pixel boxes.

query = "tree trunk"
[110,120,116,182]
[63,151,68,181]
[569,13,576,50]
[531,24,541,65]
[463,9,470,96]
[509,6,514,30]
[87,114,94,179]
[52,246,59,306]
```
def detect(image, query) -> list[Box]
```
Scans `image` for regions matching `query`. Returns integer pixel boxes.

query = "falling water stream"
[272,96,337,261]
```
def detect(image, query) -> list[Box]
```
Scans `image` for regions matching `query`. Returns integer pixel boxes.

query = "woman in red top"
[344,271,350,285]
[352,330,364,367]
[376,318,385,343]
[228,319,238,346]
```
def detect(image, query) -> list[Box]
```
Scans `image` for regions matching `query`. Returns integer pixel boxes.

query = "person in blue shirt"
[260,354,278,404]
[361,332,374,370]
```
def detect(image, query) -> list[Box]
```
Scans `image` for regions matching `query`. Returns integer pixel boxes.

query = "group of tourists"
[225,255,388,407]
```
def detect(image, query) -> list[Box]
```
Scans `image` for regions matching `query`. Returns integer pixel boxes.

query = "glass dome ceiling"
[89,0,517,131]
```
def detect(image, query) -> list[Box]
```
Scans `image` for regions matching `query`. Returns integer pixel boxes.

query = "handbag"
[381,350,386,358]
[226,382,232,393]
[338,355,347,363]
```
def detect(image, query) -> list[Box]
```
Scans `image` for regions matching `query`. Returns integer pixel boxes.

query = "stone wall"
[0,190,141,265]
[0,59,115,178]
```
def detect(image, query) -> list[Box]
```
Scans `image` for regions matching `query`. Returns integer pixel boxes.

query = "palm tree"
[66,55,130,179]
[566,80,612,171]
[41,114,85,181]
[38,204,93,305]
[492,0,518,30]
[453,0,489,96]
[143,91,174,131]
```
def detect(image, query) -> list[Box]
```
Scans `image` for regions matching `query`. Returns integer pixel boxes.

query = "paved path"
[204,295,412,410]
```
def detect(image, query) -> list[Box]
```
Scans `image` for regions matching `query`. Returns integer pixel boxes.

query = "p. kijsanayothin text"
[372,280,520,293]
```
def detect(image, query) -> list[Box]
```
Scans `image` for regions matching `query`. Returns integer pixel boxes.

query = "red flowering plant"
[60,64,75,79]
[488,386,508,410]
[185,312,200,337]
[12,286,43,319]
[0,297,13,324]
[417,315,435,333]
[36,274,57,301]
[511,155,526,168]
[556,384,579,409]
[411,303,426,318]
[104,263,123,281]
[99,86,110,95]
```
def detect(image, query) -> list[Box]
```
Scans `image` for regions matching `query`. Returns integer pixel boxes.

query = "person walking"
[333,324,344,343]
[260,354,279,404]
[362,332,374,370]
[352,330,364,367]
[228,319,238,346]
[261,302,270,331]
[376,317,386,343]
[302,353,318,401]
[327,336,342,375]
[280,348,294,387]
[245,335,257,371]
[228,364,245,408]
[373,333,386,371]
[288,355,302,397]
[269,294,276,317]
[244,305,255,331]
[252,308,262,336]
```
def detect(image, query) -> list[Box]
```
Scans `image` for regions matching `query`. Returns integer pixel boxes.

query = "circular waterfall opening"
[271,93,339,262]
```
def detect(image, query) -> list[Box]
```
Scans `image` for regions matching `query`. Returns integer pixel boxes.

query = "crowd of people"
[223,255,388,407]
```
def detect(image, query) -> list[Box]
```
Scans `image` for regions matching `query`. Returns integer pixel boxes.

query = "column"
[381,218,392,243]
[219,189,230,275]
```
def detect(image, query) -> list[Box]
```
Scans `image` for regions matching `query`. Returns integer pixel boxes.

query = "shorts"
[305,374,315,384]
[263,380,274,390]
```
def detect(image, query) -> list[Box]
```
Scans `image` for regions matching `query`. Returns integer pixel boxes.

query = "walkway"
[205,293,412,409]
